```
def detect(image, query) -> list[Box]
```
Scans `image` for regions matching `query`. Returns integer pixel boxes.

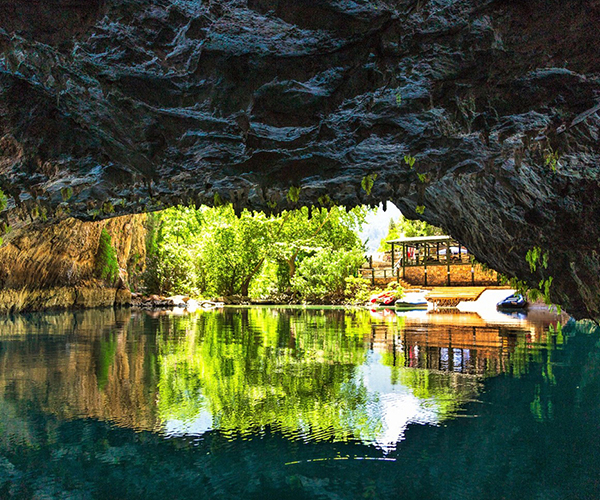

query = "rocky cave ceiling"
[0,0,599,318]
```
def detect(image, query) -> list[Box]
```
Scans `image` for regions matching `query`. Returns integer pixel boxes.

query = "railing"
[360,268,398,284]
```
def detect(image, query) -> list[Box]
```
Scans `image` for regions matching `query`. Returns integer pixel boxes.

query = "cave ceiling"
[0,0,599,318]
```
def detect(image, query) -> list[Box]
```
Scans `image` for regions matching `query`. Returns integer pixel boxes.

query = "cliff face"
[0,0,599,318]
[0,214,146,313]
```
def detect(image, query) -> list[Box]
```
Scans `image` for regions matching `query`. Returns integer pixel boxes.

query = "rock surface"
[0,215,146,313]
[0,0,599,318]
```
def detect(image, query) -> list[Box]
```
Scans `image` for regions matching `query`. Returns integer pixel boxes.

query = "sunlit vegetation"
[143,205,367,301]
[378,214,444,251]
[95,228,119,283]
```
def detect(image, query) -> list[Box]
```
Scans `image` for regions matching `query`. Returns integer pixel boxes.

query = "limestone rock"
[0,215,145,313]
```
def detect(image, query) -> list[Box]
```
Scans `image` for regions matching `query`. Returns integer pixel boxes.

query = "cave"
[0,0,599,319]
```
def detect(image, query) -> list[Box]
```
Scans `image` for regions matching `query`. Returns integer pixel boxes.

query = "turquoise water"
[0,306,598,499]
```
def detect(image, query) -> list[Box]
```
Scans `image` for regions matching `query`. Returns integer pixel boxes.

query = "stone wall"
[402,264,498,287]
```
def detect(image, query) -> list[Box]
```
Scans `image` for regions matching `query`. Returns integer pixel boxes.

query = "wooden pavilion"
[388,235,468,272]
[361,235,498,287]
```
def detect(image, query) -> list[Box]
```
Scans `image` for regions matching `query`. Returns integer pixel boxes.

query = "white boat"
[395,291,429,310]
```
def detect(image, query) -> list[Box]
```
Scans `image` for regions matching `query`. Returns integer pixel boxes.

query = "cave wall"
[0,214,146,313]
[0,0,599,318]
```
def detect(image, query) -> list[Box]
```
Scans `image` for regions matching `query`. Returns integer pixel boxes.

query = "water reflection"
[0,307,565,450]
[0,305,596,498]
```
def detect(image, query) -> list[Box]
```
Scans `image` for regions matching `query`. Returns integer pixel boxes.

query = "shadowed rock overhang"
[0,0,599,319]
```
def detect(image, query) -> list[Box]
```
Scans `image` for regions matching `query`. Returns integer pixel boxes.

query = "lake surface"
[0,305,599,499]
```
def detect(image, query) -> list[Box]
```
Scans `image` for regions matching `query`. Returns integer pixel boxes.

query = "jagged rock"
[0,215,145,313]
[0,0,599,318]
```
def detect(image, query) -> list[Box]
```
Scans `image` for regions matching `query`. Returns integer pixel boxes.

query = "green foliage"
[142,205,367,300]
[526,247,548,272]
[415,205,425,215]
[395,92,402,105]
[501,246,557,308]
[344,276,374,305]
[0,189,7,245]
[102,201,115,214]
[0,188,7,212]
[544,148,560,172]
[416,173,429,183]
[95,228,119,284]
[60,186,73,202]
[404,155,416,168]
[143,208,204,295]
[291,248,365,302]
[361,173,377,196]
[318,194,332,207]
[87,208,101,220]
[286,186,301,204]
[55,205,70,218]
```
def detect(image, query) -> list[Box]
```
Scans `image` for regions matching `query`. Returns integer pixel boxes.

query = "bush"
[95,228,119,284]
[291,248,365,303]
[344,275,376,305]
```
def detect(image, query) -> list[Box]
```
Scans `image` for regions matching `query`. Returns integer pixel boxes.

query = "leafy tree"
[142,205,367,300]
[267,206,366,290]
[378,215,445,251]
[200,207,271,296]
[143,209,203,294]
[290,248,366,303]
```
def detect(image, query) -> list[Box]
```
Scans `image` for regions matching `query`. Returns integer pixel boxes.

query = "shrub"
[95,228,119,284]
[291,248,365,303]
[344,275,375,305]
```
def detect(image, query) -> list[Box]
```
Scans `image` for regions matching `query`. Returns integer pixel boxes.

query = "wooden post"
[402,243,406,279]
[372,268,375,285]
[391,242,395,270]
[446,240,451,286]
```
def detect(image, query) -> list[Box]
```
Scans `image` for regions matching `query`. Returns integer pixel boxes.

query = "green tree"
[378,215,444,251]
[142,205,367,300]
[290,248,366,303]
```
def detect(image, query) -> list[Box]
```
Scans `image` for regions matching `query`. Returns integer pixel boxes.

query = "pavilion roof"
[386,235,454,245]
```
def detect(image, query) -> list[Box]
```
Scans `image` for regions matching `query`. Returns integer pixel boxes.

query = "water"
[0,306,598,499]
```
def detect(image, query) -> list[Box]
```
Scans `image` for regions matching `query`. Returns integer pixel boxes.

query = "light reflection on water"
[0,306,597,499]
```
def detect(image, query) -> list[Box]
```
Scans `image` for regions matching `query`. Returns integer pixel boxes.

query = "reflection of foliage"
[157,309,383,442]
[379,354,480,419]
[96,336,118,391]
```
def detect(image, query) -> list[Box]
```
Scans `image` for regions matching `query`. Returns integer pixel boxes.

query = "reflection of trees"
[0,320,595,500]
[0,309,161,432]
[0,309,592,499]
[157,308,385,443]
